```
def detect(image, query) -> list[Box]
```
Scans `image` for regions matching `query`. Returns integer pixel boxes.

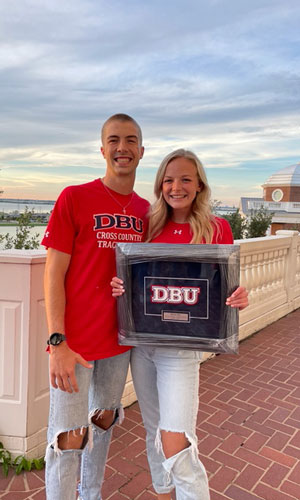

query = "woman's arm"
[226,286,248,310]
[111,276,125,297]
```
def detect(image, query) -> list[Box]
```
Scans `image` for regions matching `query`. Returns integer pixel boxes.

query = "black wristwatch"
[47,333,66,346]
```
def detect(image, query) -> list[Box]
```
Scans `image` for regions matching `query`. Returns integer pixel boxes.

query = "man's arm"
[44,248,92,393]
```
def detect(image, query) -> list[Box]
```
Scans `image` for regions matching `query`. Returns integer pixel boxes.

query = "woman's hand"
[226,286,248,310]
[111,276,125,297]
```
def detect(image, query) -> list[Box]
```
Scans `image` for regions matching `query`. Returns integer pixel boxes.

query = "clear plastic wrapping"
[116,243,240,354]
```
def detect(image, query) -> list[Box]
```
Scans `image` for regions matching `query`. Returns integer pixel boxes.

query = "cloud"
[0,0,300,202]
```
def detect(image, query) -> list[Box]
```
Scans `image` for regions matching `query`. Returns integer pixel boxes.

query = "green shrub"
[0,207,40,249]
[0,442,44,476]
[223,209,247,240]
[245,207,273,238]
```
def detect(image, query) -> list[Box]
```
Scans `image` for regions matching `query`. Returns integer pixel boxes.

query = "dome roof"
[263,163,300,187]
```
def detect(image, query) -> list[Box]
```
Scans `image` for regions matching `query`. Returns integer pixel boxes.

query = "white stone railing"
[0,230,299,458]
[0,251,48,459]
[237,230,300,339]
[0,249,137,459]
[248,199,300,213]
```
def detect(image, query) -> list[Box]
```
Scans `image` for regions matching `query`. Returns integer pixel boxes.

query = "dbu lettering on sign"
[151,285,200,305]
[144,276,209,322]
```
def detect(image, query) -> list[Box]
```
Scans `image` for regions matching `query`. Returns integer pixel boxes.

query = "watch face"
[272,189,283,202]
[51,333,62,345]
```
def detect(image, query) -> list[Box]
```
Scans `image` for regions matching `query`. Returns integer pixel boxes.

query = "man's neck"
[101,173,135,195]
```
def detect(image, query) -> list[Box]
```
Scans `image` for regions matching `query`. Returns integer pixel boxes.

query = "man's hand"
[49,342,93,393]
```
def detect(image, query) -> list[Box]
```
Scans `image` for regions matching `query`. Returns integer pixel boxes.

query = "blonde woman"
[112,149,248,500]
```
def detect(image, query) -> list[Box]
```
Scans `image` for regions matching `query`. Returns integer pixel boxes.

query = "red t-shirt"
[151,217,233,244]
[42,179,150,360]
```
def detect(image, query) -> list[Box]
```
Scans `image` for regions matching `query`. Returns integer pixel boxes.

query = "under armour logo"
[174,230,182,235]
[44,231,49,238]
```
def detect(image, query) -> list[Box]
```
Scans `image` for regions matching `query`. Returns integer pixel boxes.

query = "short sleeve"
[219,218,234,244]
[41,187,77,254]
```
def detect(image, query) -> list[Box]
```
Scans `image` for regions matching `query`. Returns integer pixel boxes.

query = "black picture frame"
[116,243,240,354]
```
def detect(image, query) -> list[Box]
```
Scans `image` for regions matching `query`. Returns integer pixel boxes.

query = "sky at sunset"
[1,0,300,205]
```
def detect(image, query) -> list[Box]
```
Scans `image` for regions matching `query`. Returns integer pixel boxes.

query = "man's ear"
[100,146,105,158]
[140,146,145,159]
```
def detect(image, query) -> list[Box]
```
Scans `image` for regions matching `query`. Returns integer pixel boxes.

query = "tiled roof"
[263,163,300,187]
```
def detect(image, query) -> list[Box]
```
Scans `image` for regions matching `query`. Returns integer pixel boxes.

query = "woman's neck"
[171,209,190,224]
[171,217,188,224]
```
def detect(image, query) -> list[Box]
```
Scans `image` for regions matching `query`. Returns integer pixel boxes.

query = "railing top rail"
[235,232,299,244]
[0,249,46,264]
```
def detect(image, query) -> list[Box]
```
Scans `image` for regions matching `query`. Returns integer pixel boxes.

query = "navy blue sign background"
[131,260,223,339]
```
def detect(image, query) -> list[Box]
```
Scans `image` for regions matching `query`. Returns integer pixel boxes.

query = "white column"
[0,250,49,459]
[0,249,137,458]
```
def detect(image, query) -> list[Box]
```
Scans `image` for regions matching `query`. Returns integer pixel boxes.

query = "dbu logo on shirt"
[93,213,143,233]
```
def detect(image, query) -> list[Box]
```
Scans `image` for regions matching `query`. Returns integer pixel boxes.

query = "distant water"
[0,199,55,213]
[0,225,46,250]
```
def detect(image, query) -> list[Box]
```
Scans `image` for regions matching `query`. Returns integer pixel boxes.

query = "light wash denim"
[45,350,130,500]
[131,346,210,500]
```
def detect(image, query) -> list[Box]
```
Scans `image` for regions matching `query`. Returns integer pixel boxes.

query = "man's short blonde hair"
[101,114,143,144]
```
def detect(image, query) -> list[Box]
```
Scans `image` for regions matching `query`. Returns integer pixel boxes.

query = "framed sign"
[116,243,240,354]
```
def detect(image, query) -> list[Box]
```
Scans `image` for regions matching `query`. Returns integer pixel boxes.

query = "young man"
[42,114,150,500]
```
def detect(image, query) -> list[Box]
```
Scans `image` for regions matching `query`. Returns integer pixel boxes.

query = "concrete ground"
[1,308,300,499]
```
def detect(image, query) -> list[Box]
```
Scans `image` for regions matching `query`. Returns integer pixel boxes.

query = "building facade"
[240,163,300,235]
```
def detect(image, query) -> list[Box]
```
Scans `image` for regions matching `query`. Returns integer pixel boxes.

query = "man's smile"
[114,156,132,165]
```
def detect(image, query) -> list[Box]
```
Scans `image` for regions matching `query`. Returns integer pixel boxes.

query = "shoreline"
[0,223,47,227]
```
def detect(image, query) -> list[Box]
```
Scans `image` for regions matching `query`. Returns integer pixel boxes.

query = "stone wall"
[1,230,300,458]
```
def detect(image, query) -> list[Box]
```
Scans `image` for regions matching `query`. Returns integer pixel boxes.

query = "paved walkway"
[1,308,300,499]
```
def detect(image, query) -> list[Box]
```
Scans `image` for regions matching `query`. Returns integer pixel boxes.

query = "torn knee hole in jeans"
[89,406,124,429]
[155,427,198,462]
[50,426,89,455]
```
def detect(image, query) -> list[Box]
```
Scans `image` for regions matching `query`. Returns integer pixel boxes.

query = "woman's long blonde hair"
[147,149,218,244]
